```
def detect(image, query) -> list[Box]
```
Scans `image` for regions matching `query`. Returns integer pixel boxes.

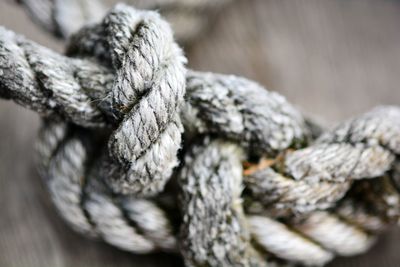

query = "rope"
[1,3,400,266]
[17,0,233,42]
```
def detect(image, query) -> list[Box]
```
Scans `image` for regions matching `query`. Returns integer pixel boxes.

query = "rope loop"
[85,4,187,195]
[1,3,400,266]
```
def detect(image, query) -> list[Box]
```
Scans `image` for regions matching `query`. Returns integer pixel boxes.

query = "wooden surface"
[1,0,400,266]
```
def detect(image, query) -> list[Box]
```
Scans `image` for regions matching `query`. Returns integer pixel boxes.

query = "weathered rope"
[17,0,232,42]
[1,4,400,266]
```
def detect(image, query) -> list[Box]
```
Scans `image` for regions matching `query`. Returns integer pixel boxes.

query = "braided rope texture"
[1,3,400,267]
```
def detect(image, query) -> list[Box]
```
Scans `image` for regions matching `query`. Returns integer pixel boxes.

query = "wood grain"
[1,0,400,266]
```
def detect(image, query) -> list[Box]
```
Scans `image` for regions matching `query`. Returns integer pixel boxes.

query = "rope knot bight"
[1,3,400,267]
[67,4,188,196]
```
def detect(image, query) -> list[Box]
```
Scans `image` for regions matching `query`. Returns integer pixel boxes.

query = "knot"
[179,106,400,266]
[2,4,400,266]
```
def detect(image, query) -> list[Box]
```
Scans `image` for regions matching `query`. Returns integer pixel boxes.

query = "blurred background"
[1,0,400,266]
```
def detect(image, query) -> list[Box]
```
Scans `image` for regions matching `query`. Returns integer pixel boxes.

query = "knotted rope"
[1,4,400,266]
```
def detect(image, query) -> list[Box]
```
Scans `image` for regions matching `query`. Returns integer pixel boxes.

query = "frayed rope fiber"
[1,3,400,267]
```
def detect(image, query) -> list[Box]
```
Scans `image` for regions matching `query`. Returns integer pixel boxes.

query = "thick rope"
[245,106,400,216]
[1,4,400,266]
[17,0,233,42]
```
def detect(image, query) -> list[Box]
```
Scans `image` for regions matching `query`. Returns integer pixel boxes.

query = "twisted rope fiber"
[1,4,400,266]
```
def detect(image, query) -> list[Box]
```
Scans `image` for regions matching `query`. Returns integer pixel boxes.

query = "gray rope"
[17,0,233,42]
[179,138,266,267]
[245,106,400,216]
[2,4,400,266]
[17,0,107,38]
[0,5,309,197]
[35,118,382,266]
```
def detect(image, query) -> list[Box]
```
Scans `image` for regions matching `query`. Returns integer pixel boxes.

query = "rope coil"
[1,3,400,266]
